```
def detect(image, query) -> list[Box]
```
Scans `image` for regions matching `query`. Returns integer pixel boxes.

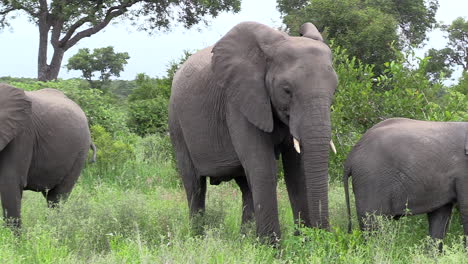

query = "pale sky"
[0,0,466,81]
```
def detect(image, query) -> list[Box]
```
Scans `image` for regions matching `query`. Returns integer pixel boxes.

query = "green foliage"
[66,46,130,88]
[425,17,468,80]
[128,52,191,136]
[128,73,170,102]
[329,46,465,180]
[365,0,439,46]
[136,133,174,164]
[424,48,454,81]
[90,125,135,170]
[128,96,169,135]
[443,17,468,70]
[278,0,439,73]
[453,72,468,95]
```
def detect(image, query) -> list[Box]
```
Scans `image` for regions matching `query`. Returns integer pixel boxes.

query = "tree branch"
[64,4,133,50]
[59,16,92,46]
[0,6,16,15]
[51,18,64,48]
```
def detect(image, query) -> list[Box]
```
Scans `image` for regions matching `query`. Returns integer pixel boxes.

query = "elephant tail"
[343,162,352,233]
[90,142,97,163]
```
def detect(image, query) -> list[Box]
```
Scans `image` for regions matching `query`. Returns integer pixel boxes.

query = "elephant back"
[26,88,91,148]
[172,46,213,94]
[26,88,88,125]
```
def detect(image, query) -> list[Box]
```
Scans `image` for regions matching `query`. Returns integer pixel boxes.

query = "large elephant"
[344,118,468,245]
[169,21,338,242]
[0,84,92,228]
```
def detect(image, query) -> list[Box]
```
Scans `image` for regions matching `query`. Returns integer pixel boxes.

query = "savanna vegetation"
[0,0,467,263]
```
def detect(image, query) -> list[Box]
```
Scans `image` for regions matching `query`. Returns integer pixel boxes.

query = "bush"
[128,97,169,135]
[127,74,170,136]
[135,133,174,164]
[90,125,135,169]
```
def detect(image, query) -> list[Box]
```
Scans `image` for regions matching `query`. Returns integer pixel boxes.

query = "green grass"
[0,161,466,263]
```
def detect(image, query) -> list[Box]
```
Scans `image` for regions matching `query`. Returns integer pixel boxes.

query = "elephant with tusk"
[169,21,338,243]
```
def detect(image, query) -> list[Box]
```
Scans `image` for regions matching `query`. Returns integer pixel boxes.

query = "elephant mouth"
[292,137,337,154]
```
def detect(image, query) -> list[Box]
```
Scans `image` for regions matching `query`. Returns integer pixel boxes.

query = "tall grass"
[0,157,466,263]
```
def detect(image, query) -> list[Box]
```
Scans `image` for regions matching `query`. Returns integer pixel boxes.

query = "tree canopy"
[277,0,439,73]
[66,46,130,87]
[0,0,241,81]
[425,17,468,81]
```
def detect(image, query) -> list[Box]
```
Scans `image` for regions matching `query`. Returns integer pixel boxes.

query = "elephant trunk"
[299,100,331,229]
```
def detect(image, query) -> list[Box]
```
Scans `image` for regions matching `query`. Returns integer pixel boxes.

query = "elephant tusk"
[330,140,337,154]
[293,138,301,154]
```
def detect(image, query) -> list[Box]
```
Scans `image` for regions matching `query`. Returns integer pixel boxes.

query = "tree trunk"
[37,9,50,81]
[46,47,65,80]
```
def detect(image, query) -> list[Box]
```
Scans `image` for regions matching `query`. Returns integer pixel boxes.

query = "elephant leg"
[234,176,254,232]
[0,138,31,231]
[44,155,86,208]
[170,122,206,228]
[177,153,206,234]
[427,203,453,251]
[455,176,468,247]
[0,184,23,230]
[280,137,309,231]
[227,106,280,244]
[357,211,379,233]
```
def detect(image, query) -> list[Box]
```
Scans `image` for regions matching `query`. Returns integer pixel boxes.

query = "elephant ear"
[211,22,286,133]
[299,22,324,41]
[0,84,32,152]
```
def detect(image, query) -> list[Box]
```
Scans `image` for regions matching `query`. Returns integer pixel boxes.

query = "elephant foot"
[3,217,21,236]
[189,213,206,237]
[240,220,255,236]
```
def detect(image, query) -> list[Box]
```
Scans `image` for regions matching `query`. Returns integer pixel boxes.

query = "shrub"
[127,74,170,136]
[136,133,174,164]
[128,97,169,135]
[90,125,135,169]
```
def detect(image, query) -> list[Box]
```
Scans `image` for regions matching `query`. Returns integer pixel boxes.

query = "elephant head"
[212,22,337,228]
[0,84,32,152]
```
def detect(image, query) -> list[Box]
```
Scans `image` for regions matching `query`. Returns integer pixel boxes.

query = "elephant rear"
[25,89,91,192]
[345,118,466,227]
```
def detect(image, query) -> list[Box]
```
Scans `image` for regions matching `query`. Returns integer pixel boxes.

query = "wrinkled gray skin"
[169,21,337,242]
[0,84,92,229]
[344,118,468,248]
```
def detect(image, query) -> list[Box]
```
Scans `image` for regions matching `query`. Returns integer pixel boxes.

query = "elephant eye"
[282,84,292,96]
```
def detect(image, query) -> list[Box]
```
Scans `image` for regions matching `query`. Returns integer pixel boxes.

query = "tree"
[0,0,241,81]
[442,17,468,71]
[424,17,468,81]
[66,46,130,87]
[424,48,454,81]
[277,0,438,72]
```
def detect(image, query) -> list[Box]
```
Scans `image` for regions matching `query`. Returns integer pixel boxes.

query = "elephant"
[0,83,93,229]
[343,118,468,247]
[169,21,338,242]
